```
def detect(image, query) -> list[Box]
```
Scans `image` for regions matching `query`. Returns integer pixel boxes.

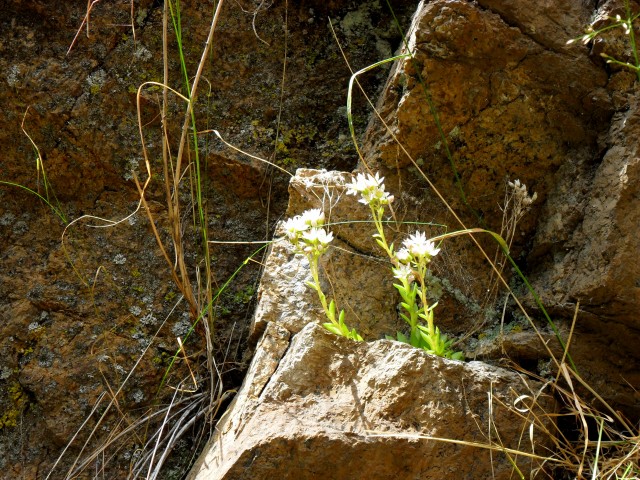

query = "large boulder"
[189,322,555,480]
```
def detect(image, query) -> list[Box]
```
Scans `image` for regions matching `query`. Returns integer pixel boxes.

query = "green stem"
[625,0,640,82]
[309,254,332,321]
[371,205,394,259]
[416,281,434,337]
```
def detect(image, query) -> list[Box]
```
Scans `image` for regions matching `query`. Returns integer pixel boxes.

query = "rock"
[190,167,555,479]
[2,0,639,476]
[364,0,609,233]
[0,0,419,477]
[358,0,639,417]
[531,97,640,326]
[475,0,595,51]
[528,96,640,416]
[354,0,613,351]
[189,322,556,480]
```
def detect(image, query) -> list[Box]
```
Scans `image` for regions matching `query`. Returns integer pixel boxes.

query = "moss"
[152,351,172,368]
[251,121,319,169]
[510,324,523,333]
[233,285,256,304]
[0,381,29,430]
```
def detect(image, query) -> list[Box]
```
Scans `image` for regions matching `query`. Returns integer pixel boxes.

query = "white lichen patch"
[140,313,157,326]
[123,157,140,181]
[172,317,193,338]
[27,321,42,332]
[86,69,107,89]
[0,212,15,226]
[5,65,21,88]
[113,253,127,265]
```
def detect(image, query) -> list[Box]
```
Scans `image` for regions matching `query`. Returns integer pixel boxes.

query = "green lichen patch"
[0,381,29,430]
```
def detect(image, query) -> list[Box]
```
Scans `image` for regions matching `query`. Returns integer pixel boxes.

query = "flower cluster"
[282,208,362,341]
[283,208,333,256]
[508,179,537,207]
[347,172,394,208]
[566,5,640,84]
[280,172,462,359]
[566,26,596,45]
[346,171,462,360]
[567,14,632,46]
[346,172,395,258]
[396,231,441,265]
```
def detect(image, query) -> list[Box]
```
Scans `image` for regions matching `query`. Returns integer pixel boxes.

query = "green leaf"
[329,300,336,319]
[393,283,407,296]
[449,351,464,361]
[323,323,342,335]
[410,329,423,348]
[350,329,363,341]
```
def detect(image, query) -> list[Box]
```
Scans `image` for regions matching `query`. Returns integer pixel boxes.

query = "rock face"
[186,169,554,479]
[190,0,640,476]
[189,322,555,480]
[0,1,418,477]
[361,0,639,416]
[1,0,640,477]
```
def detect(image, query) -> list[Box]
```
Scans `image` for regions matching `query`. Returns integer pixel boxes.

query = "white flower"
[508,179,524,192]
[284,209,334,256]
[303,227,333,246]
[347,172,383,195]
[347,172,394,206]
[301,228,334,255]
[300,208,325,228]
[508,178,536,206]
[403,232,440,259]
[395,248,412,264]
[361,185,394,206]
[283,216,308,242]
[392,264,414,282]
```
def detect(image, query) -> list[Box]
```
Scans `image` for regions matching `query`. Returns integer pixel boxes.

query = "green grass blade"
[0,180,67,224]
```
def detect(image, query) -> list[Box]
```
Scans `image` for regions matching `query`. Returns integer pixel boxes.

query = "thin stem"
[371,205,394,259]
[308,254,332,322]
[625,0,640,81]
